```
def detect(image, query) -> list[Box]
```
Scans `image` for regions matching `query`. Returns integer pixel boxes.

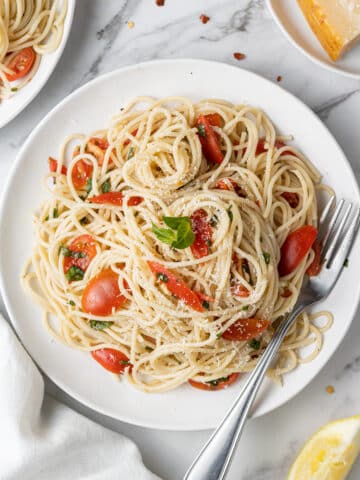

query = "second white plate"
[1,59,360,430]
[267,0,360,79]
[0,0,75,129]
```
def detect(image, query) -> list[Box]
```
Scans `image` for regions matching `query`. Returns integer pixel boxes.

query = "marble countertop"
[1,1,360,479]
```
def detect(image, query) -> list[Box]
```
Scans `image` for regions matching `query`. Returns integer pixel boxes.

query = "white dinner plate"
[0,0,75,129]
[1,59,359,431]
[267,0,360,79]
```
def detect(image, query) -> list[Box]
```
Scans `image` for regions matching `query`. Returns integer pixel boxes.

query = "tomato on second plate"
[48,157,67,175]
[6,47,36,81]
[256,138,292,156]
[91,348,131,374]
[148,261,204,312]
[278,225,318,277]
[63,234,98,274]
[82,269,127,316]
[222,318,269,341]
[195,114,224,164]
[190,209,212,259]
[88,192,143,206]
[86,137,109,166]
[189,373,239,391]
[71,159,93,189]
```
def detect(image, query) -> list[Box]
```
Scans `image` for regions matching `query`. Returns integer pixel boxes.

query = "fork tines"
[318,196,360,270]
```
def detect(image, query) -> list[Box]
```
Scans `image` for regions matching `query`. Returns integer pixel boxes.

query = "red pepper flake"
[233,52,246,61]
[156,0,165,5]
[277,75,282,82]
[200,14,210,24]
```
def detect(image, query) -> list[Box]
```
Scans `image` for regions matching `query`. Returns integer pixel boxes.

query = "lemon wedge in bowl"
[288,415,360,480]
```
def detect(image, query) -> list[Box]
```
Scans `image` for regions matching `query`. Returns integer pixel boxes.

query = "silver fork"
[184,197,360,480]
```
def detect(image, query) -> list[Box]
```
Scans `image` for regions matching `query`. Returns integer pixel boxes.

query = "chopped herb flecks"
[210,214,218,227]
[101,179,111,193]
[65,265,84,281]
[157,273,168,282]
[90,320,113,330]
[202,300,210,309]
[249,339,261,350]
[262,252,270,264]
[197,123,206,138]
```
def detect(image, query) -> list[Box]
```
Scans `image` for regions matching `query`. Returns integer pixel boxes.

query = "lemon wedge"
[288,415,360,480]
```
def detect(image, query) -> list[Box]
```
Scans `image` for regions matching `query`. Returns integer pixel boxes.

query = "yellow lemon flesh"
[288,415,360,480]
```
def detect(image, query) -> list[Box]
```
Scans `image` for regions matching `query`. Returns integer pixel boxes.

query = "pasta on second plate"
[0,0,67,101]
[22,96,333,393]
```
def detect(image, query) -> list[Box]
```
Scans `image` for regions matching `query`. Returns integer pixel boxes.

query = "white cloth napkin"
[0,315,160,480]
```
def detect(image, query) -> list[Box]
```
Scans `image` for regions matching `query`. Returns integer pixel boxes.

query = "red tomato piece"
[231,283,250,298]
[48,157,67,175]
[86,137,109,166]
[204,113,223,128]
[281,287,292,298]
[148,261,204,312]
[215,178,246,197]
[195,292,215,303]
[82,269,127,316]
[91,348,131,374]
[88,192,143,206]
[281,192,299,208]
[71,159,93,189]
[256,138,292,156]
[189,373,239,391]
[222,318,269,341]
[124,129,138,146]
[5,47,36,81]
[278,225,318,277]
[63,234,98,274]
[306,240,322,277]
[190,209,212,259]
[195,114,224,164]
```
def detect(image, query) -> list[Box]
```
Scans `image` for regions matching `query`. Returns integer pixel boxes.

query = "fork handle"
[184,302,307,480]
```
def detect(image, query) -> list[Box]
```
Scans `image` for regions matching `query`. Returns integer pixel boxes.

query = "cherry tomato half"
[6,47,36,81]
[91,348,131,374]
[82,269,127,316]
[49,157,67,175]
[88,192,143,206]
[63,234,97,274]
[148,261,204,312]
[278,225,318,277]
[190,209,212,259]
[222,318,269,341]
[195,114,224,164]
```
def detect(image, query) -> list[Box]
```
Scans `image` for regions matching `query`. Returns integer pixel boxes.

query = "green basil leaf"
[171,220,195,249]
[90,320,114,331]
[163,216,190,229]
[152,224,177,245]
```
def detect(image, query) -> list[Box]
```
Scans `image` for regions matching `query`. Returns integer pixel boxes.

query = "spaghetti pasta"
[22,97,333,393]
[0,0,67,100]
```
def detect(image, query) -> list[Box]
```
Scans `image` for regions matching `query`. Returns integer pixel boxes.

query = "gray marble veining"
[1,1,360,479]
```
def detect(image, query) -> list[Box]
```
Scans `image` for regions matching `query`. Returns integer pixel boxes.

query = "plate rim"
[0,0,76,129]
[267,0,360,80]
[1,58,360,430]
